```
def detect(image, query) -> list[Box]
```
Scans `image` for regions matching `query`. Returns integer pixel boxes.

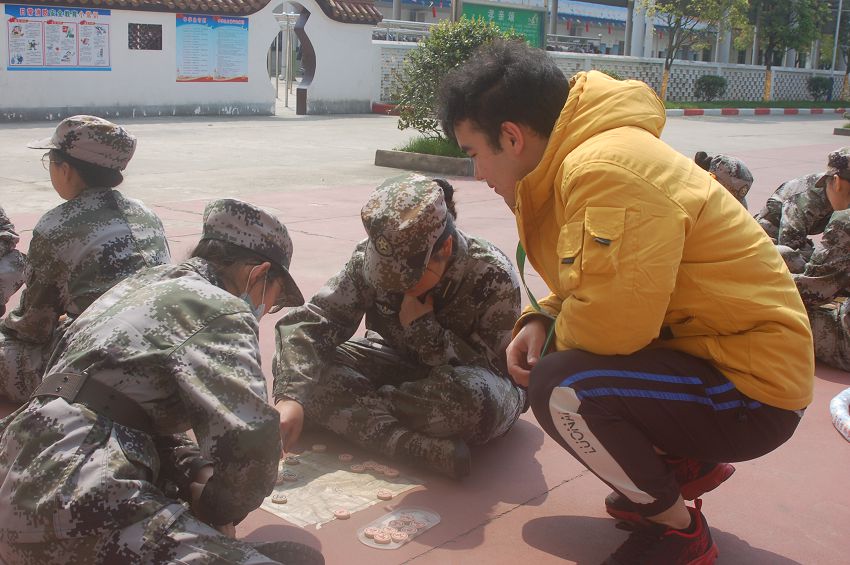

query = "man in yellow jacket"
[438,40,813,565]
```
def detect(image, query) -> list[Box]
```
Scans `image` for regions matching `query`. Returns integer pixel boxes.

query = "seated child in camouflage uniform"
[0,199,323,565]
[273,174,525,478]
[0,206,26,318]
[787,149,850,372]
[694,151,754,209]
[753,149,844,272]
[0,116,170,402]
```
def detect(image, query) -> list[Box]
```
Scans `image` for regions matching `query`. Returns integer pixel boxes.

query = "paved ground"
[1,110,849,564]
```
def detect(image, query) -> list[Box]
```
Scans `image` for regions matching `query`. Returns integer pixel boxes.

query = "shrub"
[391,18,523,139]
[694,75,728,102]
[396,136,467,158]
[807,76,833,101]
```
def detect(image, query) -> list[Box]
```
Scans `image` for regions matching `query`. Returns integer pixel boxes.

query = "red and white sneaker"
[604,499,719,565]
[606,460,735,527]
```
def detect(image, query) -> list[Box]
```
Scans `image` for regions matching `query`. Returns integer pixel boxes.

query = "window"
[128,23,162,51]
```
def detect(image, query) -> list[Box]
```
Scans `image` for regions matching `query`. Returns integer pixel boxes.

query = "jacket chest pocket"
[581,207,625,275]
[557,221,583,291]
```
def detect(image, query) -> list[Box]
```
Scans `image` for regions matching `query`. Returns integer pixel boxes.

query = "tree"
[748,0,830,101]
[640,0,747,100]
[392,18,522,140]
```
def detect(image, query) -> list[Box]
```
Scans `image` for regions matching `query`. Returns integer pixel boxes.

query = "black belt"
[31,372,154,434]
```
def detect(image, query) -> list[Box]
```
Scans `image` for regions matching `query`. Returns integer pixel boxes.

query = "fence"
[375,42,845,104]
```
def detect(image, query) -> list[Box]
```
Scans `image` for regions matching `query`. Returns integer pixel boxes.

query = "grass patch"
[396,136,467,158]
[665,100,847,109]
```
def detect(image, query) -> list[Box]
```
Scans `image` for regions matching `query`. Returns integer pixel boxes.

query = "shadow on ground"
[522,515,804,565]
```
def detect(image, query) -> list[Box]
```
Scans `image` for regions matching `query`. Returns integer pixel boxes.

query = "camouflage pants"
[0,250,26,317]
[303,338,525,456]
[810,302,850,372]
[0,507,321,565]
[0,328,49,403]
[775,245,808,274]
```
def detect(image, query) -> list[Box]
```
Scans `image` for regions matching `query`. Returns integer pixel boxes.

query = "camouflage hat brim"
[815,168,838,188]
[26,136,59,150]
[363,241,428,293]
[277,267,305,307]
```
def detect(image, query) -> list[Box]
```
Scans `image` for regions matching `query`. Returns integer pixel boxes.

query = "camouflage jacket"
[273,230,521,404]
[1,187,170,344]
[0,258,280,541]
[754,172,834,251]
[0,206,27,316]
[793,209,850,308]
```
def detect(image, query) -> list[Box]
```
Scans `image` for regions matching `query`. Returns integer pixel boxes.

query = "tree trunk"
[660,68,671,100]
[763,67,772,102]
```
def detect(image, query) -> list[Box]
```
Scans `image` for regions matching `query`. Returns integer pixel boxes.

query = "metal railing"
[546,33,603,54]
[373,19,436,42]
[273,12,299,107]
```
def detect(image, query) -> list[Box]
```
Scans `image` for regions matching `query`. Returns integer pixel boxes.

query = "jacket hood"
[519,71,666,212]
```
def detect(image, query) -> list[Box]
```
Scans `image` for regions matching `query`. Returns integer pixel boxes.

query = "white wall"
[295,0,374,114]
[0,4,280,120]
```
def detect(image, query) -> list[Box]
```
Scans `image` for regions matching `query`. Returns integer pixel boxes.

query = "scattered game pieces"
[362,460,377,470]
[271,493,288,504]
[357,507,441,550]
[311,444,327,453]
[333,509,351,520]
[261,447,422,528]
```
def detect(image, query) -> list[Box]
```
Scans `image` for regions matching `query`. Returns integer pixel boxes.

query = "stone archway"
[283,0,382,114]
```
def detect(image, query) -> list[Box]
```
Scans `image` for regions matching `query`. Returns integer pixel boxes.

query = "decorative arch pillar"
[288,0,382,114]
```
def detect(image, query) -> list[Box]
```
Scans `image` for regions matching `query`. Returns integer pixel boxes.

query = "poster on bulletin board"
[6,4,111,71]
[176,13,249,82]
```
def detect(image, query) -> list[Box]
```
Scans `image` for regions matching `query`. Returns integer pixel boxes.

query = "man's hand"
[399,292,434,327]
[275,399,304,453]
[506,318,548,387]
[188,465,215,525]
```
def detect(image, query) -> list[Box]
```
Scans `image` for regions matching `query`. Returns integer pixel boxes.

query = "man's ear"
[500,121,526,155]
[440,234,454,258]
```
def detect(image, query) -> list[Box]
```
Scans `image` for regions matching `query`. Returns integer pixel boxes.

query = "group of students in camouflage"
[0,43,845,565]
[0,115,526,564]
[693,147,850,374]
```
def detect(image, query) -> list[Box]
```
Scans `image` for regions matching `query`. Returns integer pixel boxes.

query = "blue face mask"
[240,265,268,321]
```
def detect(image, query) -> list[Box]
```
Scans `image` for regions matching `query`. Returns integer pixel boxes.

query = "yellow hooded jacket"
[515,71,813,411]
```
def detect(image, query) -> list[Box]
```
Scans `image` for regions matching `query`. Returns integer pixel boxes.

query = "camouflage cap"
[361,173,449,292]
[815,147,850,188]
[706,154,754,202]
[201,198,304,307]
[27,115,137,171]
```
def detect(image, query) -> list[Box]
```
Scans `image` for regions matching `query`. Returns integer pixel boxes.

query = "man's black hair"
[437,39,569,151]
